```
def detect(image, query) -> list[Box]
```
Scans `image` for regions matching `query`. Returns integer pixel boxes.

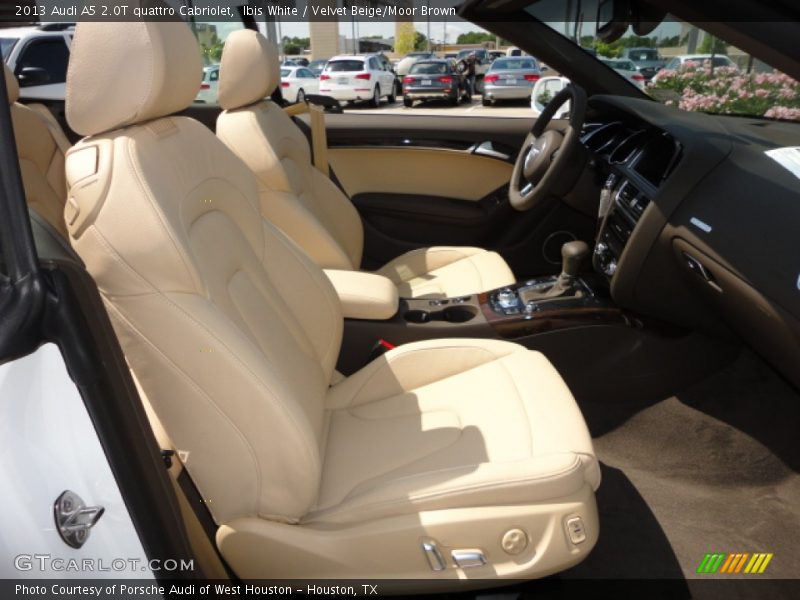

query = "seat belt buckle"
[365,338,396,364]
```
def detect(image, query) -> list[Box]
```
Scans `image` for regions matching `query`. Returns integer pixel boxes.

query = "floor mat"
[568,350,800,588]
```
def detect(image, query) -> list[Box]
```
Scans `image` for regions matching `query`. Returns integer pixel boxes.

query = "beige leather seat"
[4,64,70,238]
[64,19,599,584]
[215,30,515,299]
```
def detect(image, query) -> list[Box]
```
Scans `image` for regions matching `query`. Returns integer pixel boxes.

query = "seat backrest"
[216,30,364,272]
[64,19,343,525]
[4,63,68,237]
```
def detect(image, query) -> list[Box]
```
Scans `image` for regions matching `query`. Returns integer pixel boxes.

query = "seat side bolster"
[304,453,587,525]
[326,339,526,410]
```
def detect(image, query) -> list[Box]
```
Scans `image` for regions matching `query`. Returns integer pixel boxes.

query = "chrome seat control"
[566,516,587,544]
[421,538,446,571]
[451,549,487,568]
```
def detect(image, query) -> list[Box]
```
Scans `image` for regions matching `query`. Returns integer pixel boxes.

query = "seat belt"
[308,103,329,177]
[27,103,72,154]
[283,101,330,176]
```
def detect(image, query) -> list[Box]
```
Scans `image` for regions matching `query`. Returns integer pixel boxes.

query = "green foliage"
[414,31,428,51]
[698,35,728,55]
[395,22,416,56]
[456,31,495,45]
[583,34,662,58]
[658,35,680,47]
[282,36,310,56]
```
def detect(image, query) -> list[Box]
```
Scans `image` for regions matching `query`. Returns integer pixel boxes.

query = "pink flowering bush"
[649,60,800,120]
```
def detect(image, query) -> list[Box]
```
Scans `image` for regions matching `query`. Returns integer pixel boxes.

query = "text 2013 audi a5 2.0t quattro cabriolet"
[0,0,798,597]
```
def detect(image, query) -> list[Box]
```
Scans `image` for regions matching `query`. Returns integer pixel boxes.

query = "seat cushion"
[377,247,515,299]
[308,339,600,525]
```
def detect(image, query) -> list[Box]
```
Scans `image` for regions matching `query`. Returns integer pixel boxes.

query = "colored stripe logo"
[697,553,773,574]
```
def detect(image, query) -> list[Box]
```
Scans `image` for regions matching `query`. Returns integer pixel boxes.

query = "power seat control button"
[501,528,528,555]
[566,516,587,544]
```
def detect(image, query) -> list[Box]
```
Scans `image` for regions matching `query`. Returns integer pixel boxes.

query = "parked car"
[280,65,320,103]
[395,51,435,77]
[482,56,542,105]
[620,47,666,80]
[195,65,219,104]
[308,58,327,77]
[598,57,647,90]
[402,59,468,107]
[319,54,397,107]
[651,53,738,83]
[1,24,73,101]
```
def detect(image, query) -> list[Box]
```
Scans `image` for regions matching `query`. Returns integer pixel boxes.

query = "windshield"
[458,49,487,60]
[326,60,364,72]
[627,49,659,62]
[409,62,449,75]
[0,38,16,61]
[601,59,636,71]
[492,58,538,71]
[525,0,800,121]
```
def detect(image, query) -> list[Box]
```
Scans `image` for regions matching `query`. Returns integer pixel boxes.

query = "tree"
[395,21,416,55]
[658,35,680,48]
[282,36,310,55]
[698,35,728,55]
[456,31,495,45]
[414,31,428,51]
[200,33,224,64]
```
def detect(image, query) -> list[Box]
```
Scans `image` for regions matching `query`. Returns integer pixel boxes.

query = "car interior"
[1,0,799,591]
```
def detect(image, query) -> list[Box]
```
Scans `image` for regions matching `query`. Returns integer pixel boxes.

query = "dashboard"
[580,95,800,389]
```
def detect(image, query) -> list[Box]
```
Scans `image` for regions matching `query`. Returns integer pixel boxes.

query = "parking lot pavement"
[343,95,534,118]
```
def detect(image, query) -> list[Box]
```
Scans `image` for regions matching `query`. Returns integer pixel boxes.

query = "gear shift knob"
[561,240,590,279]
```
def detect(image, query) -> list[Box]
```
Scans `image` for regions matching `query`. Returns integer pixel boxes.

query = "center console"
[337,241,624,374]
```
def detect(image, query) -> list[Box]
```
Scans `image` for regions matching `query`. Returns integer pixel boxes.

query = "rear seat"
[4,63,70,238]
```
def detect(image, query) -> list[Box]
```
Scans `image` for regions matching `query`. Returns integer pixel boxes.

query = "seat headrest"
[66,19,202,136]
[4,63,19,105]
[218,29,280,110]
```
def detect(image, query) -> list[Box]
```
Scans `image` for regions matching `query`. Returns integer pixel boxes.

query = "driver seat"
[215,30,515,299]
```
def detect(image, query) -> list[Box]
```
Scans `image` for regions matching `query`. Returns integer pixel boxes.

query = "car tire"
[450,92,459,106]
[482,97,493,107]
[296,89,305,103]
[387,84,397,104]
[371,85,381,108]
[403,96,413,108]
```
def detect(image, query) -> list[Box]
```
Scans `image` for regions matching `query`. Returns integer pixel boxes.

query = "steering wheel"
[509,84,587,211]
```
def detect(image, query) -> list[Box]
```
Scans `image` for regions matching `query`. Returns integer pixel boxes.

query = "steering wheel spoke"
[509,85,587,211]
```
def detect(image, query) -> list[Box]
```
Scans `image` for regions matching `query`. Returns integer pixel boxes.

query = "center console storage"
[324,270,399,321]
[336,272,623,374]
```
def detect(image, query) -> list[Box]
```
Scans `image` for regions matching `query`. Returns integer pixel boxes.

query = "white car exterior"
[599,58,647,90]
[0,345,151,578]
[195,65,219,104]
[280,65,320,104]
[319,54,396,106]
[1,26,73,101]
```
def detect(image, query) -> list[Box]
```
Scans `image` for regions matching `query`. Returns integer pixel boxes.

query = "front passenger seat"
[4,63,70,238]
[64,19,599,584]
[215,30,516,299]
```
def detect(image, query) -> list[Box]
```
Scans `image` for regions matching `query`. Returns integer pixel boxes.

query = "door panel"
[329,147,513,200]
[322,112,597,278]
